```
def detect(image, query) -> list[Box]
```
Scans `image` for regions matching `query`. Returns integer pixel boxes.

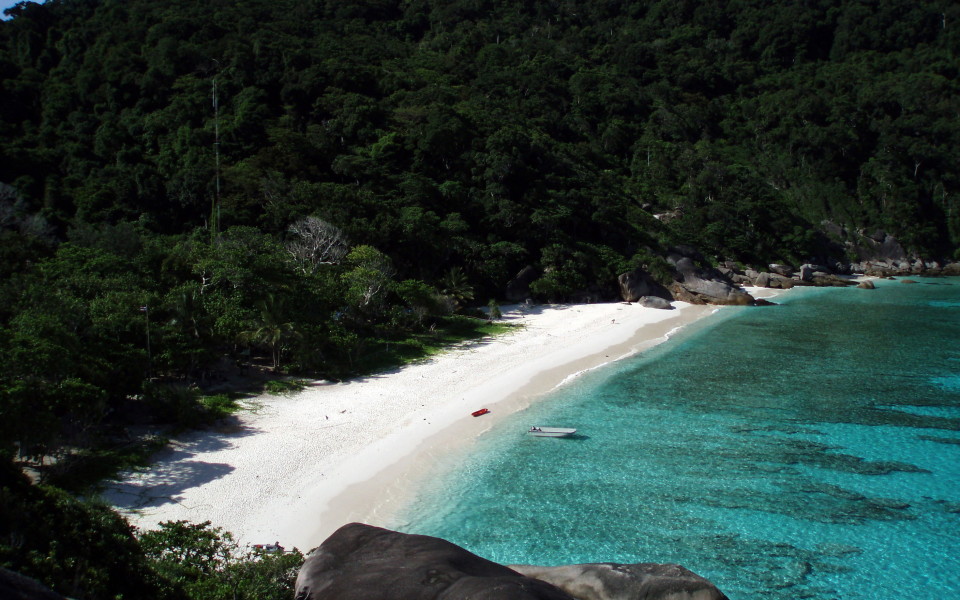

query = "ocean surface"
[395,277,960,599]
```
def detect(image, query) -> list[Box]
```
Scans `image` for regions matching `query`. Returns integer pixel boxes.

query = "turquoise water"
[395,278,960,599]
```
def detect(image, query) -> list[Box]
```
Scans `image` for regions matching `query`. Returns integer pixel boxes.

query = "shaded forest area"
[1,1,959,598]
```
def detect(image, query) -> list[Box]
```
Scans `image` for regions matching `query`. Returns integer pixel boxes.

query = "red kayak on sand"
[471,408,490,417]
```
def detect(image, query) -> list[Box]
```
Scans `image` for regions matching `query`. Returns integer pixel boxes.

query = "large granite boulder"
[510,563,730,600]
[752,272,796,289]
[637,296,673,310]
[724,271,754,286]
[910,259,925,274]
[797,264,857,286]
[768,274,795,289]
[668,255,698,277]
[295,523,573,600]
[618,269,672,303]
[809,273,856,287]
[812,224,958,277]
[666,256,754,305]
[798,263,831,281]
[871,232,909,262]
[295,524,729,600]
[0,568,67,600]
[835,227,908,266]
[768,263,794,277]
[506,266,540,302]
[856,260,901,277]
[669,278,753,305]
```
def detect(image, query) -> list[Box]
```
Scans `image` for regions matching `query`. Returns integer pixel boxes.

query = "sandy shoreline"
[105,298,745,551]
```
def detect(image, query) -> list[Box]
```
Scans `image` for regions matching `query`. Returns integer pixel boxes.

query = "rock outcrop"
[618,269,672,303]
[667,255,754,306]
[750,271,796,289]
[637,296,673,310]
[818,224,960,277]
[509,563,730,600]
[506,266,540,302]
[718,265,753,286]
[810,273,856,287]
[798,263,831,281]
[768,263,794,277]
[669,277,754,305]
[0,568,67,600]
[295,523,572,600]
[795,263,855,287]
[847,229,908,264]
[295,524,729,600]
[767,273,796,288]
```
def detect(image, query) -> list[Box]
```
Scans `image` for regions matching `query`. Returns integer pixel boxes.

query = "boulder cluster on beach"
[612,229,960,309]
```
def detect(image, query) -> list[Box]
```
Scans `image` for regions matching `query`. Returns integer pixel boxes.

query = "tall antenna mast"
[212,59,221,238]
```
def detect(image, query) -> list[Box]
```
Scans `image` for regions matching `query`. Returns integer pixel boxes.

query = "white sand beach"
[105,299,736,552]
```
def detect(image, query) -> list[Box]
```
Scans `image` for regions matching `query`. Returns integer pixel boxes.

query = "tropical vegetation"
[1,0,958,597]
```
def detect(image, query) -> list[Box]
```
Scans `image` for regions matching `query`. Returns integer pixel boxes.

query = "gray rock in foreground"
[667,255,755,305]
[618,268,673,303]
[295,523,572,600]
[296,524,729,600]
[637,295,674,309]
[510,563,730,600]
[0,568,66,600]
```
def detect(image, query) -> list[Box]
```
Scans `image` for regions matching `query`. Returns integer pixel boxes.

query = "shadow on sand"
[103,415,261,512]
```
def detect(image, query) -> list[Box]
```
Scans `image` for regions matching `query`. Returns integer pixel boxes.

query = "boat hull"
[528,427,576,437]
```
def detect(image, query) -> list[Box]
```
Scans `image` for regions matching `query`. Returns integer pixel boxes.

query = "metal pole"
[212,59,221,239]
[141,304,152,378]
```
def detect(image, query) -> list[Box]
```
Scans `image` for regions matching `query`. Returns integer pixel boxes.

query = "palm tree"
[440,267,474,312]
[238,295,300,371]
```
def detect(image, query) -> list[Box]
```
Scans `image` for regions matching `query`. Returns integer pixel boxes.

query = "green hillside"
[1,1,959,596]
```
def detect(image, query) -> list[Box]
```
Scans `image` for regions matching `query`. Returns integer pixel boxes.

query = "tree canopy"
[1,1,959,596]
[2,0,957,280]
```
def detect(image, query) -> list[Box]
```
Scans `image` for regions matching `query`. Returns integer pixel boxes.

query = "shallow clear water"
[396,278,960,599]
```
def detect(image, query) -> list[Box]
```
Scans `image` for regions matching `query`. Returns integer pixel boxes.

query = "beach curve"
[104,299,739,551]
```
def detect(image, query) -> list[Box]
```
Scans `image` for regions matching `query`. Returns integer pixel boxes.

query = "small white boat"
[528,426,577,437]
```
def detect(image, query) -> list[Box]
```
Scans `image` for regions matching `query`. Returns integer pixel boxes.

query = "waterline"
[396,280,960,599]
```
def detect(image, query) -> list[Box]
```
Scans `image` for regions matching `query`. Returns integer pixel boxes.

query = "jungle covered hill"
[3,0,959,272]
[1,1,959,598]
[2,0,959,439]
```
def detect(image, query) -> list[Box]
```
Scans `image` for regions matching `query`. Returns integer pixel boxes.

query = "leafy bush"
[143,383,212,429]
[139,520,303,600]
[0,460,180,600]
[200,394,239,417]
[264,379,307,395]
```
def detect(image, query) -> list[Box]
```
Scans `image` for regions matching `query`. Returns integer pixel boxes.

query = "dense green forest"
[1,0,959,597]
